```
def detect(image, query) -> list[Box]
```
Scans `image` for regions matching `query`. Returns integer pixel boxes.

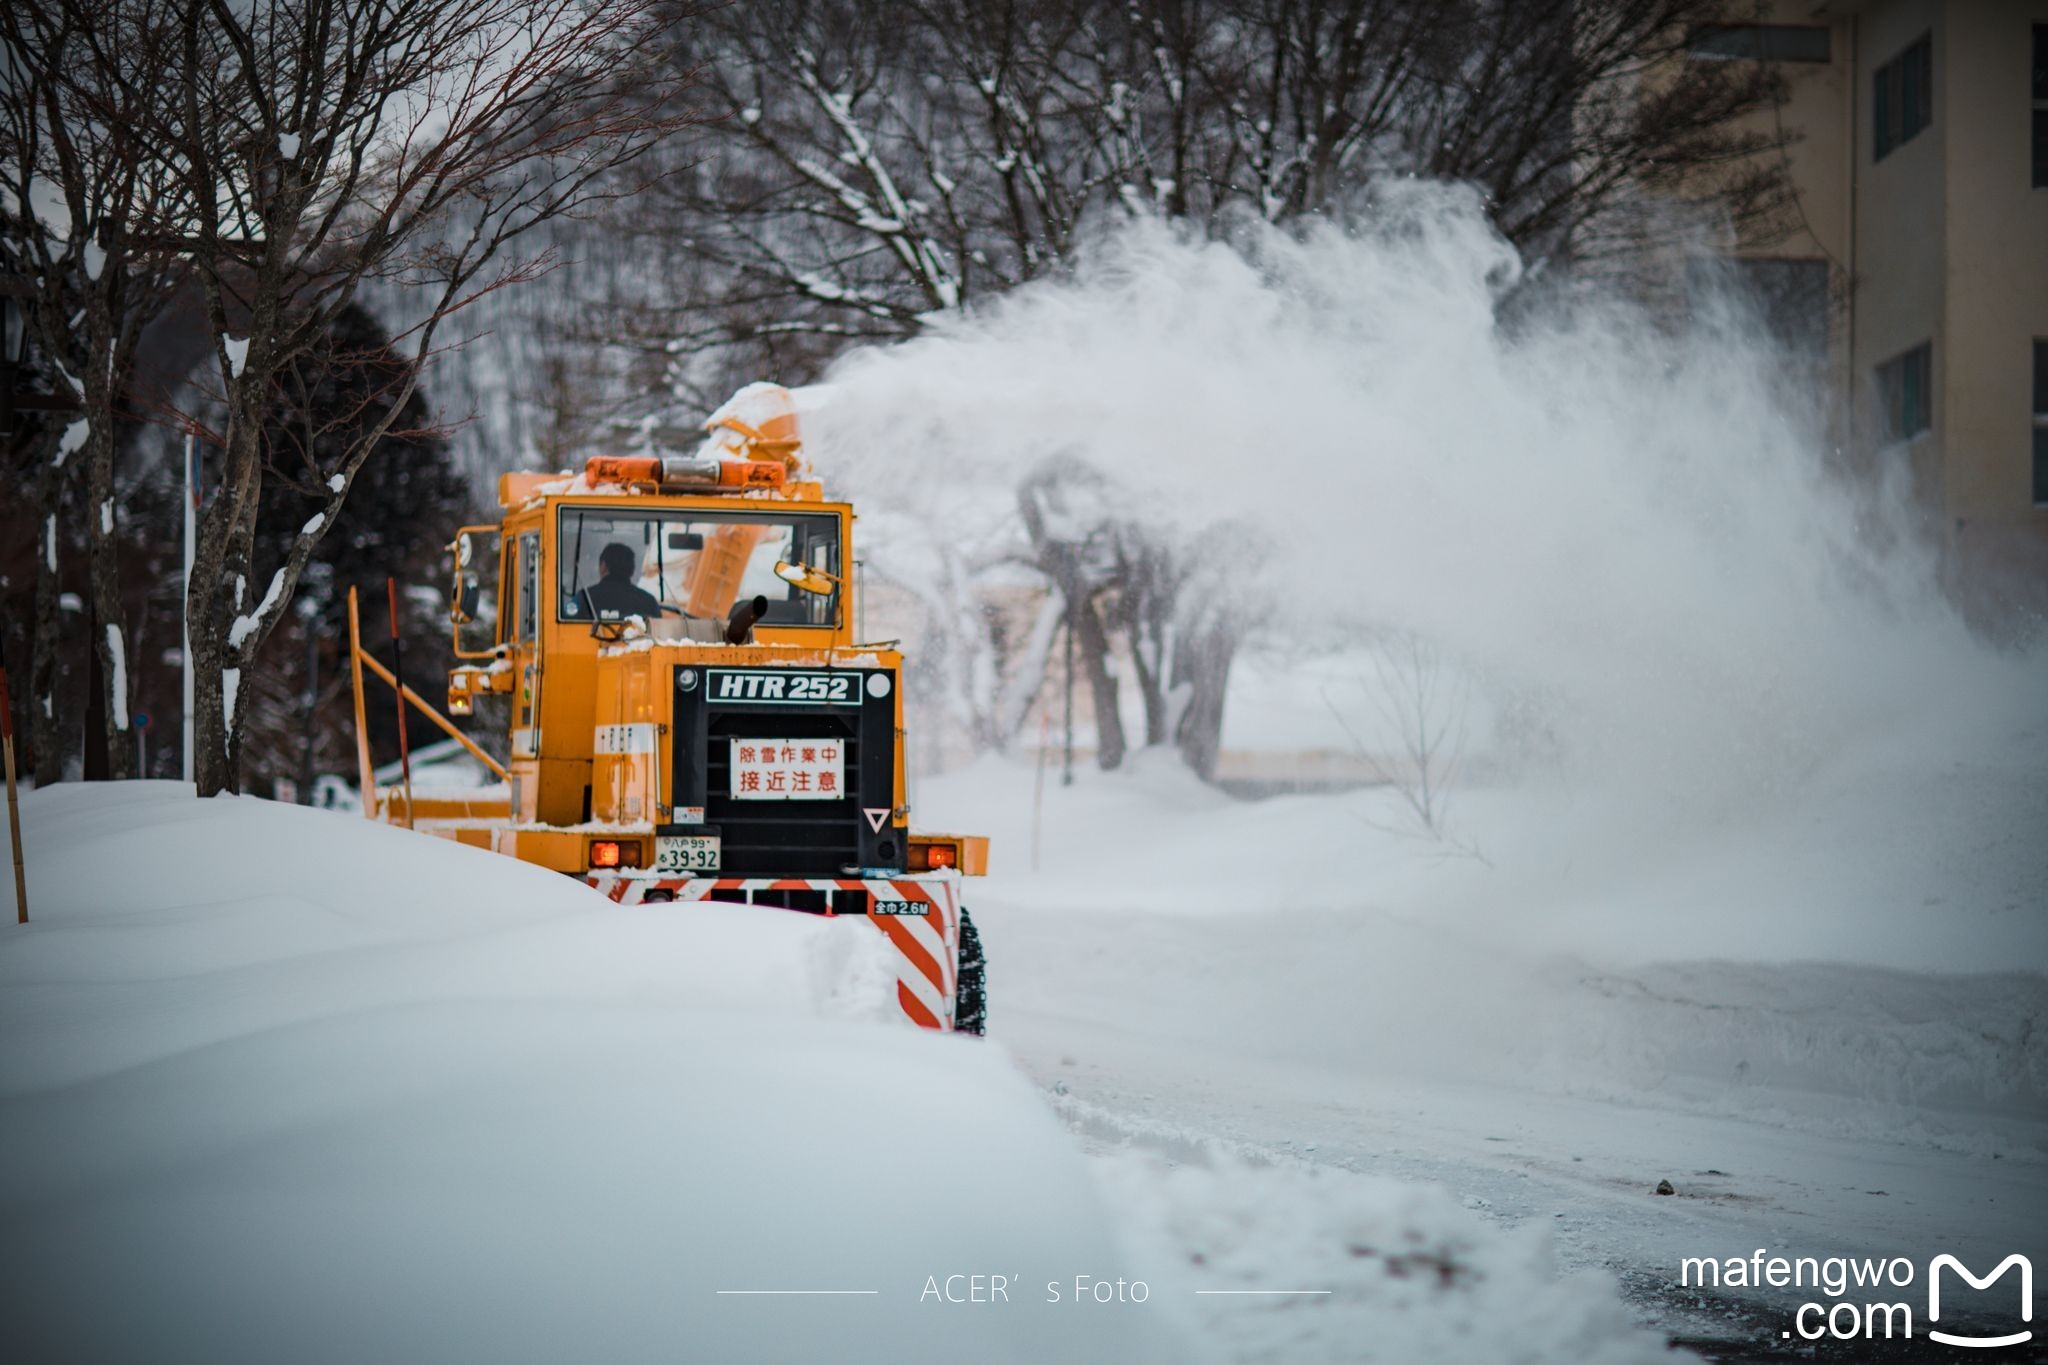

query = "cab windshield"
[557,506,842,628]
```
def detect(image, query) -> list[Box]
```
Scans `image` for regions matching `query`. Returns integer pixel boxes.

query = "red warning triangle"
[863,807,890,833]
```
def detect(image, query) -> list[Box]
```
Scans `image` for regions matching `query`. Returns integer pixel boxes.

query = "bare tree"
[609,0,1206,390]
[4,420,73,786]
[869,541,1051,762]
[25,0,694,794]
[1017,460,1129,770]
[1098,510,1260,780]
[1326,629,1485,858]
[0,414,73,785]
[1,0,186,780]
[1018,456,1255,775]
[566,0,1787,787]
[1399,0,1790,264]
[1160,542,1260,781]
[379,0,1785,787]
[231,302,472,797]
[622,0,1785,376]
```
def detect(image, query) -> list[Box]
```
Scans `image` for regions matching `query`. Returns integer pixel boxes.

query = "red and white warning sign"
[730,738,844,800]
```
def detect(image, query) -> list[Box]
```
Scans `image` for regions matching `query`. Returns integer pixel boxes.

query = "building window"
[1874,34,1933,161]
[1876,342,1932,442]
[1689,24,1831,63]
[2033,26,2047,188]
[1742,258,1829,359]
[2034,340,2048,504]
[1687,257,1830,359]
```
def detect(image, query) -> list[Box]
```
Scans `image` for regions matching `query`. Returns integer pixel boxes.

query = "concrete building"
[1690,0,2048,627]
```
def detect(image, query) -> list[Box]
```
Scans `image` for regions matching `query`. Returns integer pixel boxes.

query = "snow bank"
[918,754,2048,1133]
[0,784,1168,1363]
[920,742,2047,975]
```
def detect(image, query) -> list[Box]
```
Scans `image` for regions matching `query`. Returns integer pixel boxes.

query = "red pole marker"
[387,578,415,829]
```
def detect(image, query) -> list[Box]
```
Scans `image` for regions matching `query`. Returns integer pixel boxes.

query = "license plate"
[653,835,720,873]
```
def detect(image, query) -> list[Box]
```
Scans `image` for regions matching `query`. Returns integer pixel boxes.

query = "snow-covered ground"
[915,738,2048,1358]
[0,784,1165,1364]
[2,738,2039,1362]
[0,779,1725,1364]
[7,700,2040,1363]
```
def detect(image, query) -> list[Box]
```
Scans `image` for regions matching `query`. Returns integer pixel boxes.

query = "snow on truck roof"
[506,381,832,510]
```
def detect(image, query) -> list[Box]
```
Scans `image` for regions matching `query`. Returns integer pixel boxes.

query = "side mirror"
[452,571,481,624]
[773,559,840,596]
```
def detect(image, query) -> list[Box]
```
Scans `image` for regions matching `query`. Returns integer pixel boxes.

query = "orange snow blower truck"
[346,383,989,1032]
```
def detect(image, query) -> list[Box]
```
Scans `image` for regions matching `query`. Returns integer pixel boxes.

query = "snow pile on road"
[0,783,1167,1364]
[1090,1150,1677,1365]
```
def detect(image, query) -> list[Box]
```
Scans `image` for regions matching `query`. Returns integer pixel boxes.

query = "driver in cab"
[582,542,664,622]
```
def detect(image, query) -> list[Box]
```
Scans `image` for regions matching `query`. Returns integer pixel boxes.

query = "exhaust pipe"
[725,595,769,645]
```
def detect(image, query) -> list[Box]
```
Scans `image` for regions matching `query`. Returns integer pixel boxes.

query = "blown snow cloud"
[814,186,2045,830]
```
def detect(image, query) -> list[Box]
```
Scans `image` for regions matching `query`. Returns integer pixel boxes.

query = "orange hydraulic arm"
[685,523,769,617]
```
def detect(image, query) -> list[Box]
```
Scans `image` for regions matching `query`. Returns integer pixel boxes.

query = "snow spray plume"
[812,186,2044,826]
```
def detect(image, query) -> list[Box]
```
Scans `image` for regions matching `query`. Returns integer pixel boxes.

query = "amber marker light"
[911,842,957,871]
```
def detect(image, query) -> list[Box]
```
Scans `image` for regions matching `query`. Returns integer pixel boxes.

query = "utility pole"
[0,635,28,923]
[83,642,106,780]
[181,432,197,785]
[1061,604,1075,787]
[299,597,321,803]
